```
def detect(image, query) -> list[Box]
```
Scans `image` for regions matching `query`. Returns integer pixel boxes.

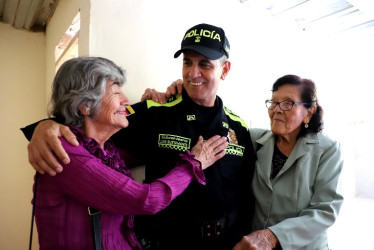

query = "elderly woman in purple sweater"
[24,57,227,249]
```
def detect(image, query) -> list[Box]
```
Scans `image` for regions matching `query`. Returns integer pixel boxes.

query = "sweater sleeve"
[45,138,205,215]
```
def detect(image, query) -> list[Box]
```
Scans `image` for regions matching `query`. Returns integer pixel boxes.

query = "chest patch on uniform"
[187,115,196,121]
[227,128,238,144]
[225,128,244,156]
[226,144,245,156]
[158,134,191,152]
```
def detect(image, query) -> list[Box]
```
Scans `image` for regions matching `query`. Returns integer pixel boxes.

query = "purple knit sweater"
[34,126,205,249]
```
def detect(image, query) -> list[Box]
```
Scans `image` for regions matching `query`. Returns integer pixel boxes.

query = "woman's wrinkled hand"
[166,79,183,97]
[140,88,168,103]
[140,79,183,103]
[191,135,228,170]
[232,229,279,250]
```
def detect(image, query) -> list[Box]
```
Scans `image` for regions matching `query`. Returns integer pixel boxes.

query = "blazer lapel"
[274,133,319,181]
[255,132,275,189]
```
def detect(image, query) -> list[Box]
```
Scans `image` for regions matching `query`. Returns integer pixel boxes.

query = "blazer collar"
[255,131,320,187]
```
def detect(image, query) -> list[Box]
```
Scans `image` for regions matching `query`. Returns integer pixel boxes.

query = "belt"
[138,216,228,249]
[200,216,226,238]
[137,212,238,249]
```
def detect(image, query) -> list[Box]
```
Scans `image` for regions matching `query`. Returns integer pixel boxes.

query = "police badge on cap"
[174,23,230,60]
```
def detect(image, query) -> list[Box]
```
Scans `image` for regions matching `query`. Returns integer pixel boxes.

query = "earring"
[85,107,91,116]
[305,123,309,128]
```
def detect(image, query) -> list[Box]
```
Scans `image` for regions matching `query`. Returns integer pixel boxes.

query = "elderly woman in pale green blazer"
[234,75,343,250]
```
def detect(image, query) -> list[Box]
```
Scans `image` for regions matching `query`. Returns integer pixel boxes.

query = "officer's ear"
[221,61,231,80]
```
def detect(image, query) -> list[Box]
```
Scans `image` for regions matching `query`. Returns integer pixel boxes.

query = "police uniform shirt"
[112,90,255,248]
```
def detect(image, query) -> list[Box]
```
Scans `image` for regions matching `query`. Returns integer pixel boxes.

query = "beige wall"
[0,0,91,248]
[0,22,46,249]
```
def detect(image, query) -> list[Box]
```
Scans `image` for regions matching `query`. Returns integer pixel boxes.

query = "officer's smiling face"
[182,51,229,107]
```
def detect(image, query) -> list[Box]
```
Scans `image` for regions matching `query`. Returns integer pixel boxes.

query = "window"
[55,12,80,71]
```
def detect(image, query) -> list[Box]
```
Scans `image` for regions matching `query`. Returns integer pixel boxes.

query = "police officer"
[24,23,256,250]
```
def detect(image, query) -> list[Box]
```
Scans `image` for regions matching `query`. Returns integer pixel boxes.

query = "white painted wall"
[87,0,275,126]
[87,0,374,203]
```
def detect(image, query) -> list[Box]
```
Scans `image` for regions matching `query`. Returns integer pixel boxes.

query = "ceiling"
[0,0,373,38]
[0,0,58,32]
[259,0,374,38]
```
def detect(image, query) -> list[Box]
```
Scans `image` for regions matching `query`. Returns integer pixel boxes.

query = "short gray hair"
[219,55,228,66]
[49,57,126,127]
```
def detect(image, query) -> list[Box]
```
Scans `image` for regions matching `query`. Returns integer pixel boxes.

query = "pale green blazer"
[250,128,344,250]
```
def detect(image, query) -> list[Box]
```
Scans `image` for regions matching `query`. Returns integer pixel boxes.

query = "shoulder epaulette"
[223,106,249,130]
[146,94,183,109]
